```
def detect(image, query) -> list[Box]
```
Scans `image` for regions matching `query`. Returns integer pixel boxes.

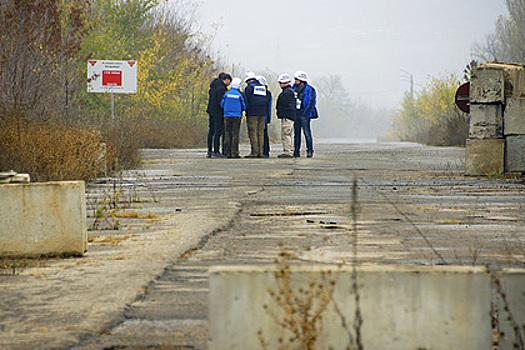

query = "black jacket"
[276,85,296,121]
[244,80,268,117]
[206,78,228,117]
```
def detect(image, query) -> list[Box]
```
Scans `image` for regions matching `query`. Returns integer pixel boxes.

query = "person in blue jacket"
[244,71,267,158]
[221,77,246,159]
[293,71,316,158]
[257,75,273,158]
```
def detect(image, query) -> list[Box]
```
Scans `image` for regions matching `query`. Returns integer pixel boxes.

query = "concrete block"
[483,63,525,99]
[469,104,504,139]
[465,138,505,175]
[504,98,525,135]
[209,265,492,350]
[0,181,87,257]
[471,67,505,104]
[505,135,525,173]
[498,269,525,350]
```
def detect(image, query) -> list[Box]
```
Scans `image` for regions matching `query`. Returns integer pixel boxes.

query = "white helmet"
[278,74,292,83]
[294,71,308,82]
[256,75,267,86]
[231,77,242,90]
[244,71,256,82]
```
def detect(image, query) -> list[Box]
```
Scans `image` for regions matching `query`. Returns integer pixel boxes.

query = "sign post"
[87,60,138,122]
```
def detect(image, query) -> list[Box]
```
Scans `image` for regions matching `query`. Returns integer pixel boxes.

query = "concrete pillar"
[209,265,494,350]
[470,67,505,104]
[505,136,525,173]
[0,181,87,257]
[465,138,505,175]
[469,104,504,139]
[466,63,525,175]
[505,98,525,136]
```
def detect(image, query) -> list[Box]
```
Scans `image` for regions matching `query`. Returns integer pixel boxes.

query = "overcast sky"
[193,0,507,108]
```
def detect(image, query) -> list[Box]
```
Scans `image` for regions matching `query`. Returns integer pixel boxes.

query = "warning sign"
[102,70,122,86]
[87,60,137,94]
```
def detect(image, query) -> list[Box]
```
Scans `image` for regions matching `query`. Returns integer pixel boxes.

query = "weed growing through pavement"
[487,265,525,350]
[258,177,364,350]
[258,248,337,350]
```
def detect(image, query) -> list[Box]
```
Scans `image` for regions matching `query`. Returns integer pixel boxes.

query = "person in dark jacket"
[293,71,316,158]
[275,74,296,158]
[206,72,231,158]
[243,71,267,158]
[257,75,272,158]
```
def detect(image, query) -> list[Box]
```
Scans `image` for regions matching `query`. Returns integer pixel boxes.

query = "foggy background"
[192,0,507,140]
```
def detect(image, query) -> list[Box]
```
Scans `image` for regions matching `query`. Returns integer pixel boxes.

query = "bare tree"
[472,0,525,63]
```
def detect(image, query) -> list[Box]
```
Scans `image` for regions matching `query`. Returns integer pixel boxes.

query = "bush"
[0,120,116,181]
[392,73,470,146]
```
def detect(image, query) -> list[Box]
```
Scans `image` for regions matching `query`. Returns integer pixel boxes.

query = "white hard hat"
[231,77,242,90]
[294,71,308,82]
[244,71,256,82]
[278,74,292,83]
[256,75,267,86]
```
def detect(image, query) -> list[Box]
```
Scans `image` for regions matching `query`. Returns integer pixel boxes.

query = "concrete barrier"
[0,181,87,257]
[469,104,504,139]
[470,66,505,104]
[505,98,525,136]
[465,138,505,175]
[505,136,525,173]
[208,265,524,350]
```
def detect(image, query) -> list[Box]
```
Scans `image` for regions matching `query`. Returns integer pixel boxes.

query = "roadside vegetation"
[0,0,218,181]
[391,0,524,146]
[391,73,469,146]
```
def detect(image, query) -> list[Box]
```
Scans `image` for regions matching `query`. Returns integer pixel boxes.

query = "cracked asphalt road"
[1,141,523,350]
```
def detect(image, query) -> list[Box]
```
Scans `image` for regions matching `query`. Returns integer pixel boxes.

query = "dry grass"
[0,121,116,181]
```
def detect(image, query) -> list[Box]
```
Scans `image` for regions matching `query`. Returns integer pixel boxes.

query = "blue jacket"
[265,89,272,124]
[294,82,317,118]
[244,80,268,117]
[221,89,246,118]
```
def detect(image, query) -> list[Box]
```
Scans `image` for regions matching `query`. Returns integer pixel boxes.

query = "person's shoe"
[307,152,313,158]
[206,152,212,158]
[278,154,293,158]
[211,153,226,158]
[293,153,300,158]
[244,154,258,158]
[231,155,241,159]
[261,154,269,158]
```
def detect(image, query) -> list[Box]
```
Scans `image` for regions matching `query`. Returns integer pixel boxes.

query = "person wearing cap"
[276,74,296,158]
[206,72,231,158]
[293,71,316,158]
[256,75,273,158]
[243,71,267,158]
[221,77,246,158]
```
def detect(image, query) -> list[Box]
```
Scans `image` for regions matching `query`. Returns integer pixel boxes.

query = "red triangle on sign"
[128,61,136,67]
[89,60,97,66]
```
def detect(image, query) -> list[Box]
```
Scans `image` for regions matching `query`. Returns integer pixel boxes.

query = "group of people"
[206,70,317,159]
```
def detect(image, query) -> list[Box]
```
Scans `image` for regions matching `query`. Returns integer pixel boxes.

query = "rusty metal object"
[455,82,470,113]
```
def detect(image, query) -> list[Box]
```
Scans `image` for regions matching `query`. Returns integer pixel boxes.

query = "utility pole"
[400,68,414,101]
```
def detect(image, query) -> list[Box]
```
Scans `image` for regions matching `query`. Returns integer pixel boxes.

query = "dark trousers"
[263,124,270,156]
[207,114,224,154]
[224,117,241,157]
[294,114,313,155]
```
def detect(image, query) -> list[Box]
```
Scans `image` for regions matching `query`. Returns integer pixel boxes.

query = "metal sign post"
[87,60,138,122]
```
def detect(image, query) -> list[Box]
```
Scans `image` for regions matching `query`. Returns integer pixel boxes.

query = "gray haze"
[194,0,507,109]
